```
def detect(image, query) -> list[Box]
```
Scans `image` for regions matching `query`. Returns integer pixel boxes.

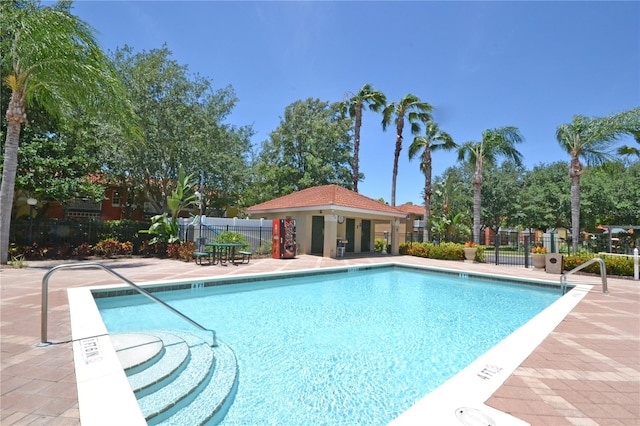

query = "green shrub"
[255,240,272,255]
[399,242,411,255]
[94,239,134,257]
[94,239,120,257]
[215,231,248,246]
[401,242,486,262]
[401,242,430,257]
[563,254,634,277]
[604,256,634,276]
[139,240,168,257]
[432,242,464,260]
[140,213,180,245]
[72,242,93,257]
[474,245,486,262]
[120,241,133,255]
[14,242,50,259]
[374,238,390,253]
[10,254,27,268]
[98,220,149,249]
[167,241,196,261]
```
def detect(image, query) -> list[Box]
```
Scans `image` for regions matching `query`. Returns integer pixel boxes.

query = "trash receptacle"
[336,239,346,258]
[545,253,563,274]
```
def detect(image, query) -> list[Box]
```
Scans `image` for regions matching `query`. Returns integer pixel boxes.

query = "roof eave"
[247,204,407,218]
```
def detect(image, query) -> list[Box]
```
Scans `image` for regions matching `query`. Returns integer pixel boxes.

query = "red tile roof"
[246,185,406,216]
[396,203,425,215]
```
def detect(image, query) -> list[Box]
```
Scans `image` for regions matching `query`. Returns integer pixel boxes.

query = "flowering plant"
[531,246,547,254]
[464,241,475,248]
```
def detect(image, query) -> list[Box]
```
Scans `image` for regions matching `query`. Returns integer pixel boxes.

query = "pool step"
[112,330,238,425]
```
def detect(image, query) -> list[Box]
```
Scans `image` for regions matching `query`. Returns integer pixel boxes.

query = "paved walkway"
[1,255,638,425]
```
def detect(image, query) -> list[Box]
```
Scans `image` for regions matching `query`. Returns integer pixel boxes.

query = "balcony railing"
[66,199,101,211]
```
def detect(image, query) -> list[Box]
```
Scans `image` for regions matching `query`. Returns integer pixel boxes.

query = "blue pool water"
[96,266,559,425]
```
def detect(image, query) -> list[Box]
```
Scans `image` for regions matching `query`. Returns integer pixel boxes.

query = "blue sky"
[70,0,639,206]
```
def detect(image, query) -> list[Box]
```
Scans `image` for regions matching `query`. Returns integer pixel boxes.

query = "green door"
[346,218,355,252]
[360,220,371,252]
[311,216,324,254]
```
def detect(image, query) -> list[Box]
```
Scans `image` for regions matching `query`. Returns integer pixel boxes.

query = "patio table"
[205,242,246,265]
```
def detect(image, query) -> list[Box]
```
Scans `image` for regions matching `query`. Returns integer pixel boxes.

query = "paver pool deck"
[1,254,638,425]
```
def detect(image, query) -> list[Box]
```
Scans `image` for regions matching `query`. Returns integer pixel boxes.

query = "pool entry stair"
[112,330,238,425]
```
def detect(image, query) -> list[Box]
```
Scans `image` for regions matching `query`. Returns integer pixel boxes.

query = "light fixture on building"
[27,198,37,245]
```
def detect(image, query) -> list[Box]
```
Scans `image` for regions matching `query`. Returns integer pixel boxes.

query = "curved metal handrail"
[560,257,608,295]
[39,262,216,347]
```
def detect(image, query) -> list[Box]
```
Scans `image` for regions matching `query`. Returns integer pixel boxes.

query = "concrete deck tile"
[1,254,638,425]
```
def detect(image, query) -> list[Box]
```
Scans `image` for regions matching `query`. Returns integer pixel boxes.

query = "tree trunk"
[353,104,362,192]
[473,181,482,245]
[391,118,404,207]
[1,90,26,264]
[569,156,583,254]
[423,148,432,243]
[472,165,483,245]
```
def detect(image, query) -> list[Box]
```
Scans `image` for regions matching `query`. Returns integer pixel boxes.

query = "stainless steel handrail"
[39,262,216,347]
[560,257,608,295]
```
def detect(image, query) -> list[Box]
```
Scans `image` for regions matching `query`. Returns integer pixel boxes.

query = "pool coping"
[68,284,147,425]
[68,262,590,425]
[390,269,591,425]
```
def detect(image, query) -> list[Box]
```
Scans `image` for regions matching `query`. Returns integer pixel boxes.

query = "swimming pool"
[94,265,561,425]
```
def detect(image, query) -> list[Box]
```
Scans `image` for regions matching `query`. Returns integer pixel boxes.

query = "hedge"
[399,242,486,262]
[399,243,635,277]
[563,254,634,277]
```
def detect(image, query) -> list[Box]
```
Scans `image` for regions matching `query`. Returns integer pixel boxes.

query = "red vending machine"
[272,219,296,259]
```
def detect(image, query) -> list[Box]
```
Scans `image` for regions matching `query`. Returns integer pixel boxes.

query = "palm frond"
[409,119,421,135]
[457,141,478,163]
[617,145,640,158]
[556,108,640,165]
[381,103,395,130]
[3,4,140,139]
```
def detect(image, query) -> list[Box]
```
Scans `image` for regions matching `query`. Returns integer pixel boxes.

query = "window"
[112,190,121,207]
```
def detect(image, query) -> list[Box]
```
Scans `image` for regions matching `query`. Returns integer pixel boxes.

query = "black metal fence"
[483,235,532,267]
[399,229,639,268]
[9,218,275,256]
[482,231,638,267]
[9,219,150,251]
[180,223,273,254]
[10,217,637,262]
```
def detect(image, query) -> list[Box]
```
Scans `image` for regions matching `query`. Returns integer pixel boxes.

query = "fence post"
[524,235,530,268]
[494,233,500,265]
[634,248,639,281]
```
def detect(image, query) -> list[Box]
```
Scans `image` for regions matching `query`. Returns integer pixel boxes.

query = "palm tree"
[341,84,387,192]
[556,108,640,253]
[408,120,456,242]
[457,127,524,245]
[382,94,433,206]
[617,130,640,160]
[0,1,138,263]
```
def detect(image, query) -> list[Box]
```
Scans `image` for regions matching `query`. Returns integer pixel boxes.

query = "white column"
[323,214,338,258]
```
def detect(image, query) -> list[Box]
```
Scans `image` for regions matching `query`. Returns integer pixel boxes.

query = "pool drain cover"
[455,407,495,426]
